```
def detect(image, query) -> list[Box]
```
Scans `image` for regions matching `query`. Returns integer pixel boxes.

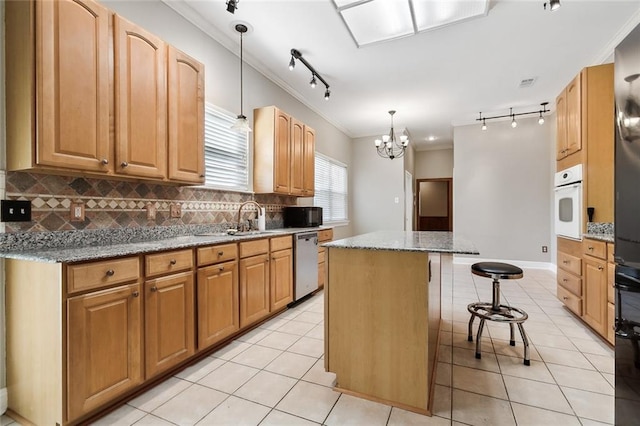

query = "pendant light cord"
[240,30,244,117]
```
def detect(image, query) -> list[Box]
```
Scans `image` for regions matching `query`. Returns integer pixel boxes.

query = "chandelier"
[374,110,409,160]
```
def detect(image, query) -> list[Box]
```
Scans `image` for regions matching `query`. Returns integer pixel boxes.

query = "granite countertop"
[323,231,479,255]
[0,227,327,264]
[583,233,615,243]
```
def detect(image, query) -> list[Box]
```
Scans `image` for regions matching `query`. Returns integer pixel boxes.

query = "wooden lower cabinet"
[608,302,615,344]
[144,271,195,379]
[240,254,271,328]
[318,228,334,289]
[197,260,239,350]
[67,283,143,421]
[271,248,293,311]
[583,255,608,336]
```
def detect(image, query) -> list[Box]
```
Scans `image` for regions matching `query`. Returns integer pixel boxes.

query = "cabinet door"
[271,248,293,311]
[583,255,607,335]
[67,283,142,421]
[565,73,582,156]
[239,254,270,328]
[36,0,111,172]
[114,15,167,180]
[556,89,567,160]
[274,109,291,193]
[290,118,305,196]
[168,46,205,183]
[607,302,615,344]
[145,271,195,378]
[303,126,315,197]
[197,261,239,350]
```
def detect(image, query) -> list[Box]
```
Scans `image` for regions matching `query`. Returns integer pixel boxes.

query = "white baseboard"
[453,255,555,271]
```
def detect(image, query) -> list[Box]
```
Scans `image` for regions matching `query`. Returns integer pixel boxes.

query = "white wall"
[415,148,454,179]
[453,116,553,263]
[351,136,405,235]
[90,1,356,239]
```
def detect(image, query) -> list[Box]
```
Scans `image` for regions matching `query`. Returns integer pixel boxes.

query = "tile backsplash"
[4,172,297,233]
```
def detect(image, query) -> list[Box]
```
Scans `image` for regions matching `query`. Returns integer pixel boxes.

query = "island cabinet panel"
[326,248,437,414]
[6,0,112,173]
[114,14,167,180]
[67,283,143,421]
[144,271,195,379]
[197,260,239,350]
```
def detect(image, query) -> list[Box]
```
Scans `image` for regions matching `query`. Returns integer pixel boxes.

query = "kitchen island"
[323,231,478,415]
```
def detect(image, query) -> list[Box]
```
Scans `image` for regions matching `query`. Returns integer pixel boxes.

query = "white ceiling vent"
[519,77,537,88]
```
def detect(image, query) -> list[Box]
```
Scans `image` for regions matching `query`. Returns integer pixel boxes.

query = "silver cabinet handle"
[106,269,115,277]
[170,259,177,265]
[132,291,139,298]
[598,265,604,271]
[121,161,129,168]
[151,286,158,292]
[101,158,109,165]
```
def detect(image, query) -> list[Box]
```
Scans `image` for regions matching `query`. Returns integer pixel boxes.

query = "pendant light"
[231,23,252,133]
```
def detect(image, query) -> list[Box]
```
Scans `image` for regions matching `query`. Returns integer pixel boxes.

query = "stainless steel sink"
[232,230,282,236]
[192,230,282,237]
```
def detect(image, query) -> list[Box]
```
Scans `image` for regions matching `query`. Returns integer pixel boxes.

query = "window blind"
[204,104,249,191]
[314,153,348,222]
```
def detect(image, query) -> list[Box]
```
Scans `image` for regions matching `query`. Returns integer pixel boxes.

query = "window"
[203,104,249,191]
[314,153,348,223]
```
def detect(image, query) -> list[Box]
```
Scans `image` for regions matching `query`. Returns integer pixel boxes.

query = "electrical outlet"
[146,203,157,221]
[170,203,182,218]
[70,201,85,222]
[1,200,31,222]
[542,246,548,253]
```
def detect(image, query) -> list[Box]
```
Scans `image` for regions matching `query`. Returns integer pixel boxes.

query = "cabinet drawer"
[318,228,333,242]
[557,285,582,316]
[583,239,607,260]
[558,251,582,276]
[607,243,615,263]
[557,268,581,296]
[270,235,292,252]
[145,249,193,277]
[197,243,237,267]
[240,238,269,258]
[68,257,141,294]
[318,249,325,264]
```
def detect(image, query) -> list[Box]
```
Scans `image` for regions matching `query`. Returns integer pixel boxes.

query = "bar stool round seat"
[467,262,531,366]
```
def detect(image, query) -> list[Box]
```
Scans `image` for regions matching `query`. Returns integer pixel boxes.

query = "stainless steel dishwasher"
[293,231,319,302]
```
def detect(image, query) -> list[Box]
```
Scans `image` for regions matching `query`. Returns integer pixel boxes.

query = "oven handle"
[554,183,581,192]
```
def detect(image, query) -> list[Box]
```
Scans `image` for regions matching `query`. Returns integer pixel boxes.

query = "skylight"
[335,0,489,47]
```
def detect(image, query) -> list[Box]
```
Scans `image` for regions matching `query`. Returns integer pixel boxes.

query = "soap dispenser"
[258,207,266,231]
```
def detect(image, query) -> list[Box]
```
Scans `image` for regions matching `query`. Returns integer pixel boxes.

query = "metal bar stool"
[467,262,530,365]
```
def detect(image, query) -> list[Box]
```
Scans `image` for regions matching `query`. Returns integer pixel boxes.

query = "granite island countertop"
[0,227,328,264]
[323,230,479,254]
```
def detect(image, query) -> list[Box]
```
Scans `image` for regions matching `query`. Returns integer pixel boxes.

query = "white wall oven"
[554,164,583,240]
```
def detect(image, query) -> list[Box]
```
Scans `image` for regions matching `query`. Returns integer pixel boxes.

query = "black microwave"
[283,206,323,228]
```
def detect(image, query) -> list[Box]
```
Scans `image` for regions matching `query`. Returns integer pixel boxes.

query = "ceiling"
[164,0,640,151]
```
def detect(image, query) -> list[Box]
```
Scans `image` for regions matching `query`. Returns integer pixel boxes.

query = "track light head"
[310,75,317,88]
[226,0,237,14]
[481,119,487,131]
[543,0,560,11]
[324,89,330,100]
[288,56,295,71]
[511,117,517,128]
[538,113,545,125]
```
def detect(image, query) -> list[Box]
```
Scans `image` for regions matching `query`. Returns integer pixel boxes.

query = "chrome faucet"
[236,201,264,232]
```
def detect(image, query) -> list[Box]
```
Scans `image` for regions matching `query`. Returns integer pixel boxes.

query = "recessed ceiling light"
[428,136,436,141]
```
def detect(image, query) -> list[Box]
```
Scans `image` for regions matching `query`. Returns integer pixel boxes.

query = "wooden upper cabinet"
[556,73,582,161]
[254,106,316,196]
[303,126,316,197]
[7,0,112,173]
[290,118,305,196]
[565,73,582,157]
[168,46,205,184]
[274,109,292,193]
[114,14,167,180]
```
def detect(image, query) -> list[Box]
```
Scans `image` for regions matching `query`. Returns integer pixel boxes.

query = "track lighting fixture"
[543,0,560,11]
[226,0,238,14]
[477,102,550,131]
[288,48,331,100]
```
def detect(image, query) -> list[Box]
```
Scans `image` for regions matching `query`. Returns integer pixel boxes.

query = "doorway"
[416,178,452,231]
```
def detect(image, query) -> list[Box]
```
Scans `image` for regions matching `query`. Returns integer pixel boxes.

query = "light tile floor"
[6,262,615,425]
